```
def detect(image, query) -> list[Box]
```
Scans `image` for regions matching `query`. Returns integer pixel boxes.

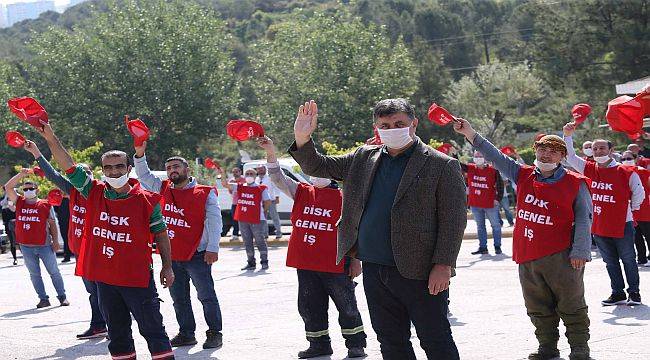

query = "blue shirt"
[356,143,416,266]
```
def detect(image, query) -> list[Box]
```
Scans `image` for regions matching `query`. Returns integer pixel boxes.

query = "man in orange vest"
[38,122,176,360]
[219,167,272,270]
[133,141,223,349]
[461,151,504,255]
[4,170,69,309]
[564,122,644,306]
[258,136,367,359]
[454,117,592,360]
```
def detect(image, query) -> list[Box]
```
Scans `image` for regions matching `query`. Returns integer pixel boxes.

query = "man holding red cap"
[564,122,644,306]
[4,169,69,309]
[21,139,107,339]
[291,99,466,360]
[219,166,272,270]
[258,135,367,359]
[454,117,592,360]
[460,151,504,255]
[133,141,224,349]
[38,122,175,360]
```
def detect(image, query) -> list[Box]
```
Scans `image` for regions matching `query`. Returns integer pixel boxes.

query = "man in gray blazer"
[289,98,467,360]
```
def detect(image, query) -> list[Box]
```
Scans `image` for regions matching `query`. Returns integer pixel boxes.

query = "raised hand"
[23,140,42,159]
[563,122,576,137]
[256,136,275,151]
[19,168,33,177]
[34,120,55,140]
[294,100,318,148]
[134,140,147,158]
[452,117,477,142]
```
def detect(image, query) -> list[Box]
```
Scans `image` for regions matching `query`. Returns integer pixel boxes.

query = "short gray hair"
[101,150,129,165]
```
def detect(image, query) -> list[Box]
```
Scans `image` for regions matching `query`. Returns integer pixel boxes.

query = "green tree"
[444,62,545,144]
[26,0,240,167]
[249,8,418,148]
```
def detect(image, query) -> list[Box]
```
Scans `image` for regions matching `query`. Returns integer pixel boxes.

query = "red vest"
[584,162,633,238]
[638,157,650,169]
[160,180,210,261]
[512,166,585,264]
[467,164,497,208]
[76,180,161,288]
[15,197,51,246]
[234,184,267,224]
[287,184,344,273]
[68,188,87,255]
[632,166,650,222]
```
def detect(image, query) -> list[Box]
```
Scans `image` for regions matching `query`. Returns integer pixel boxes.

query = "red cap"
[124,115,150,146]
[204,157,220,170]
[5,131,26,148]
[7,97,49,129]
[571,103,592,124]
[436,143,453,155]
[606,96,644,136]
[47,189,63,206]
[534,133,546,141]
[427,103,457,126]
[33,166,45,178]
[226,120,265,141]
[500,145,517,156]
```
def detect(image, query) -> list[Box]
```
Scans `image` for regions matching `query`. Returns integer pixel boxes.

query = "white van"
[135,158,310,236]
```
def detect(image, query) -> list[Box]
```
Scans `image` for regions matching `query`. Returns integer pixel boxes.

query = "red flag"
[436,143,453,155]
[125,115,150,146]
[5,131,26,148]
[226,120,265,141]
[47,189,63,206]
[500,146,517,156]
[33,166,45,178]
[427,103,457,126]
[7,97,49,129]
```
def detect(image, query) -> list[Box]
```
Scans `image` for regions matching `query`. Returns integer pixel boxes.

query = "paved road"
[0,238,648,360]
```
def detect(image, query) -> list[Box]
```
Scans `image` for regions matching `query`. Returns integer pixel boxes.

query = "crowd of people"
[0,85,649,360]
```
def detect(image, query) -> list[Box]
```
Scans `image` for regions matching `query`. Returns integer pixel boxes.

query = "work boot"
[203,330,223,349]
[568,346,590,360]
[298,342,333,359]
[170,333,198,347]
[471,247,488,255]
[528,346,560,360]
[347,346,366,358]
[261,261,269,270]
[241,261,256,271]
[36,299,51,309]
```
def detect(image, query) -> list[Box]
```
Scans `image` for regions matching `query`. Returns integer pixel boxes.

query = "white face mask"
[534,159,558,172]
[582,148,594,157]
[473,157,485,166]
[101,173,129,188]
[593,155,610,164]
[310,177,331,188]
[23,189,37,199]
[376,127,412,150]
[622,160,636,166]
[245,176,256,184]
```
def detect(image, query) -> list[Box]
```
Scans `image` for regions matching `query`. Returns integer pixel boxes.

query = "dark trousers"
[594,222,640,295]
[634,221,650,263]
[5,221,16,260]
[82,277,106,329]
[518,250,590,350]
[231,205,239,236]
[169,251,223,337]
[362,262,459,360]
[97,275,173,359]
[297,269,366,348]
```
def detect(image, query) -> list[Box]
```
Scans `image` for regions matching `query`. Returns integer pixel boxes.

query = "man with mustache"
[133,141,224,349]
